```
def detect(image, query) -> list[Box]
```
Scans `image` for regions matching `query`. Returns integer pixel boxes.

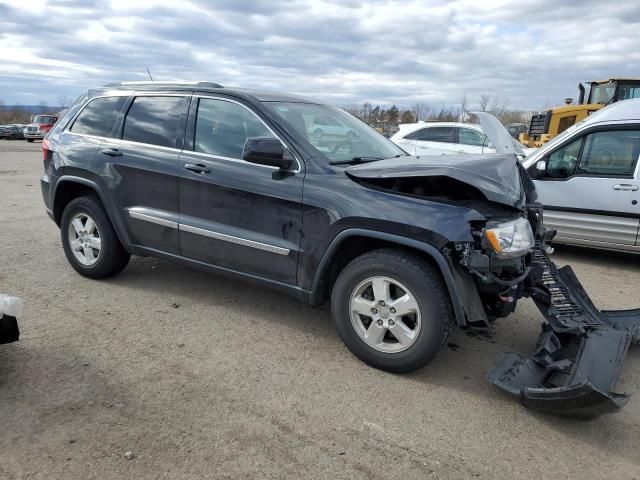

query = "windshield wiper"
[329,156,385,166]
[329,153,408,166]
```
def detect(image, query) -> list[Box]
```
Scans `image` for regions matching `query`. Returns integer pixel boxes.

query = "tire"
[60,196,130,279]
[313,128,323,140]
[27,139,34,143]
[331,249,453,373]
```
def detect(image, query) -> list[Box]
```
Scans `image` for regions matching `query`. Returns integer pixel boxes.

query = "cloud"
[0,0,639,109]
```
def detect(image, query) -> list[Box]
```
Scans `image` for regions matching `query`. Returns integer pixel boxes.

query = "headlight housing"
[484,218,534,257]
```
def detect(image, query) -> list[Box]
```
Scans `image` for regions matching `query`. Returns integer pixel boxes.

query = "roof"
[100,81,317,103]
[579,97,640,124]
[587,78,640,85]
[395,121,482,136]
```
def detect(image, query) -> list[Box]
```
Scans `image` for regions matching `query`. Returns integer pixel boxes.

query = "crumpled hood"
[345,153,524,207]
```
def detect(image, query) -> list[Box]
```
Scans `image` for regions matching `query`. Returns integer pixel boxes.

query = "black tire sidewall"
[60,196,129,279]
[332,252,450,373]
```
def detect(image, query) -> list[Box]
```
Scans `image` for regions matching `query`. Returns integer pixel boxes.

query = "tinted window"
[70,97,127,137]
[122,96,184,148]
[194,98,274,159]
[458,128,486,146]
[546,137,582,178]
[578,130,640,177]
[404,128,429,141]
[426,127,455,143]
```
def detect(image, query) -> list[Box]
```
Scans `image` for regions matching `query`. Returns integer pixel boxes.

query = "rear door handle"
[184,163,211,174]
[101,148,123,157]
[613,184,639,191]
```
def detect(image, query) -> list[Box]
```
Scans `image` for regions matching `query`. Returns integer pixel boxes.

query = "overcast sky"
[1,0,639,110]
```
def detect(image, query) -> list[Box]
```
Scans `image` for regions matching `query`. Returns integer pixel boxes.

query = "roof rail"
[104,80,224,88]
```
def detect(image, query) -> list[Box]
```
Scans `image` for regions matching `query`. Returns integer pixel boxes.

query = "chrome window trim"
[63,92,304,173]
[193,95,302,173]
[180,224,290,256]
[64,92,189,143]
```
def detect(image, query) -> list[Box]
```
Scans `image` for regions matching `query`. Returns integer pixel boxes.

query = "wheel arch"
[310,229,466,325]
[53,176,131,246]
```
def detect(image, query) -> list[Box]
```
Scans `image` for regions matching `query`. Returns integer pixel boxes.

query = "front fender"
[310,228,468,326]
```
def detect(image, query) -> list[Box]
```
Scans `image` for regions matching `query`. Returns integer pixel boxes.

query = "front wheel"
[331,249,453,373]
[26,138,34,143]
[60,196,130,279]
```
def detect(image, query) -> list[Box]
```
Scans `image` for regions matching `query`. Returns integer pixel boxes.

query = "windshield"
[33,115,56,124]
[267,102,405,163]
[589,82,616,104]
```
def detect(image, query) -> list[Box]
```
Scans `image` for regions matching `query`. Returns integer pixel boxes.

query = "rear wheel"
[331,249,453,373]
[60,196,130,279]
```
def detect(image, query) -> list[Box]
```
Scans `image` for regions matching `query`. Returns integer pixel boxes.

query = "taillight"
[42,138,50,161]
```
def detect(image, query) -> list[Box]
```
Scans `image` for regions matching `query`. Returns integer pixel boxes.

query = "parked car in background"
[307,113,358,139]
[390,122,492,156]
[523,98,640,253]
[0,125,25,140]
[24,114,58,142]
[391,121,536,158]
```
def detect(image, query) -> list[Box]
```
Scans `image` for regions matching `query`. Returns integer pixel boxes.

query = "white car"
[307,113,358,140]
[391,121,536,157]
[390,122,495,156]
[522,99,640,253]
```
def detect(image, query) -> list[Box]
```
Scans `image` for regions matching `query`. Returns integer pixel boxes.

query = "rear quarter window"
[70,96,128,137]
[122,96,185,148]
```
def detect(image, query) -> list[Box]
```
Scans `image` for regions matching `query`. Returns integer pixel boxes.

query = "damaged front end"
[487,234,640,419]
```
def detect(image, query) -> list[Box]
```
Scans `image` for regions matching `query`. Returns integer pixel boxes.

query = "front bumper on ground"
[488,248,639,419]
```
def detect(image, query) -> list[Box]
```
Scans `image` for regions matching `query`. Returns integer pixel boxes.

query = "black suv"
[41,82,640,417]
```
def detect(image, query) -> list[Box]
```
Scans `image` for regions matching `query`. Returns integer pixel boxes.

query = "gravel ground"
[1,139,639,479]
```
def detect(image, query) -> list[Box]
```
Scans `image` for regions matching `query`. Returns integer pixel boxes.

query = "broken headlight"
[484,218,534,257]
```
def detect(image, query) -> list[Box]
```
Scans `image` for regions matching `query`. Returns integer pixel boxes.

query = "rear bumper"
[488,248,639,419]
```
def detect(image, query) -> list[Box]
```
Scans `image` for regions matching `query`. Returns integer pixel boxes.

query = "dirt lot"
[1,139,639,479]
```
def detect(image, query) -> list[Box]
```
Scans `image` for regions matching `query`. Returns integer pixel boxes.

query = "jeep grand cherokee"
[41,81,640,418]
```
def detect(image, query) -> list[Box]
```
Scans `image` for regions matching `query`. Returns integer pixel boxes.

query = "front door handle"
[101,148,123,157]
[613,184,639,191]
[184,163,211,174]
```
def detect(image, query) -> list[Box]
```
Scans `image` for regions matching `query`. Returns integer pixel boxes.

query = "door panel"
[178,97,303,284]
[96,95,188,254]
[97,140,182,253]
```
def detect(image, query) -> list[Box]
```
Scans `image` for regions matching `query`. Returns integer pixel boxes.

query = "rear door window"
[122,96,185,148]
[404,128,430,141]
[458,127,486,146]
[425,127,456,143]
[70,96,127,137]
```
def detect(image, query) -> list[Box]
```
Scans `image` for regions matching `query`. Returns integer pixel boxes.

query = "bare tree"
[57,96,71,109]
[38,100,48,114]
[479,94,491,112]
[411,102,430,121]
[459,93,469,121]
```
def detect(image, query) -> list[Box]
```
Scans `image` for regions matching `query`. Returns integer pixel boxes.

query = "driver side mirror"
[243,137,293,170]
[529,159,547,179]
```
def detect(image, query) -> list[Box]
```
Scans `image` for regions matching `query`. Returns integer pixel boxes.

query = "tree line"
[342,94,532,130]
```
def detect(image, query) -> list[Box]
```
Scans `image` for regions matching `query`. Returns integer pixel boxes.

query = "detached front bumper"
[488,248,639,419]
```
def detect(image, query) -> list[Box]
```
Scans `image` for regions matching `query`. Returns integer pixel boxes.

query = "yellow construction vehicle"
[519,78,640,148]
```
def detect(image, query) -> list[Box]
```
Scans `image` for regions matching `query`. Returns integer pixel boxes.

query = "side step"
[488,250,639,419]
